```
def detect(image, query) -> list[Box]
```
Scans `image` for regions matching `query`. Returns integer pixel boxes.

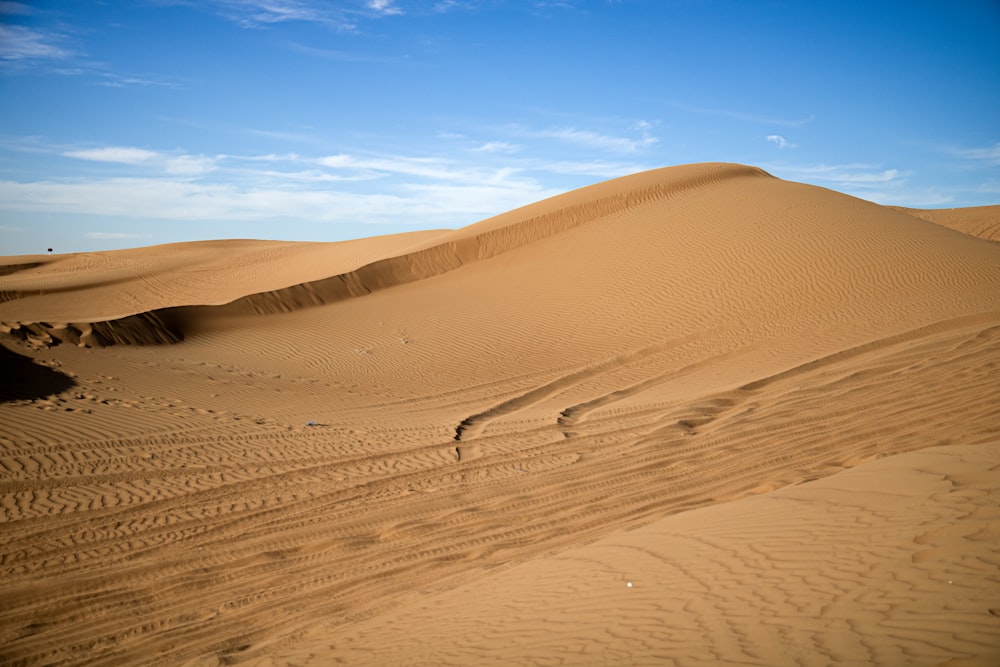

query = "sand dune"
[1,163,998,666]
[0,231,447,345]
[895,204,1000,241]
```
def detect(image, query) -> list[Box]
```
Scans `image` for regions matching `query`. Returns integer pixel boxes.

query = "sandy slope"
[286,442,1000,667]
[1,163,998,666]
[0,230,446,344]
[895,205,1000,242]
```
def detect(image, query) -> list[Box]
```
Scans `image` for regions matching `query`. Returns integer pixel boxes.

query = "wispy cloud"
[533,1,578,10]
[0,24,71,61]
[771,163,902,185]
[513,124,658,154]
[201,0,355,29]
[0,176,556,228]
[64,145,219,176]
[0,18,177,87]
[0,2,34,16]
[248,168,379,183]
[317,152,528,185]
[203,0,415,29]
[765,162,953,206]
[530,160,647,178]
[547,128,655,153]
[232,151,303,162]
[65,147,161,165]
[318,153,452,179]
[974,180,1000,195]
[94,71,180,88]
[367,0,403,16]
[165,154,218,176]
[474,141,520,153]
[766,134,796,150]
[951,142,1000,166]
[1,131,652,236]
[0,144,564,229]
[226,0,326,23]
[882,192,953,207]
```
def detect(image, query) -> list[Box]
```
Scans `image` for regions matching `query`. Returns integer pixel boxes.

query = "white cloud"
[834,169,900,184]
[1,136,653,238]
[0,24,71,60]
[522,126,658,153]
[952,142,1000,166]
[94,71,179,88]
[0,26,175,86]
[849,189,953,207]
[0,160,550,227]
[232,0,320,23]
[252,168,377,182]
[317,153,451,178]
[367,0,403,15]
[204,0,409,29]
[65,147,161,165]
[474,141,520,153]
[399,181,561,218]
[532,160,647,178]
[764,163,954,207]
[63,146,218,175]
[318,152,505,184]
[533,1,577,10]
[771,163,902,185]
[165,154,218,176]
[232,151,303,162]
[0,2,33,16]
[0,178,319,220]
[766,134,795,149]
[208,0,356,30]
[0,134,595,232]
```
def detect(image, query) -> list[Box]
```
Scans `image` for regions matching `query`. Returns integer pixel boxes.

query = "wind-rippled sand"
[1,163,998,665]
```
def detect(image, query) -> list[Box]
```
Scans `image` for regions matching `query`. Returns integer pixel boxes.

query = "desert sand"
[1,163,998,666]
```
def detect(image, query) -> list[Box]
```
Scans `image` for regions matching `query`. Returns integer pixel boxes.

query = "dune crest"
[1,163,998,666]
[1,163,770,347]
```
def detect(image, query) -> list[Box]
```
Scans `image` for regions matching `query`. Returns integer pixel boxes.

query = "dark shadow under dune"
[0,343,76,402]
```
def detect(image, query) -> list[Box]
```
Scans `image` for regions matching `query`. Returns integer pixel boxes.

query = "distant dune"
[1,163,998,666]
[894,204,1000,241]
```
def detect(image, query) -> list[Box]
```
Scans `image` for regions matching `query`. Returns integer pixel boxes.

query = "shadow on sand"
[0,344,77,402]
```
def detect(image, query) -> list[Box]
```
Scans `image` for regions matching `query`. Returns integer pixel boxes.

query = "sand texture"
[1,163,998,665]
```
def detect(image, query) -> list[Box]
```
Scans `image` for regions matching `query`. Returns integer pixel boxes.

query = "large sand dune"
[1,163,998,665]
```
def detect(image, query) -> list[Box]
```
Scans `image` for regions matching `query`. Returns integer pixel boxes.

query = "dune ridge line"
[0,164,768,347]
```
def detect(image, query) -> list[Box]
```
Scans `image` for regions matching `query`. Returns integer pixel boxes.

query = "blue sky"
[1,0,998,254]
